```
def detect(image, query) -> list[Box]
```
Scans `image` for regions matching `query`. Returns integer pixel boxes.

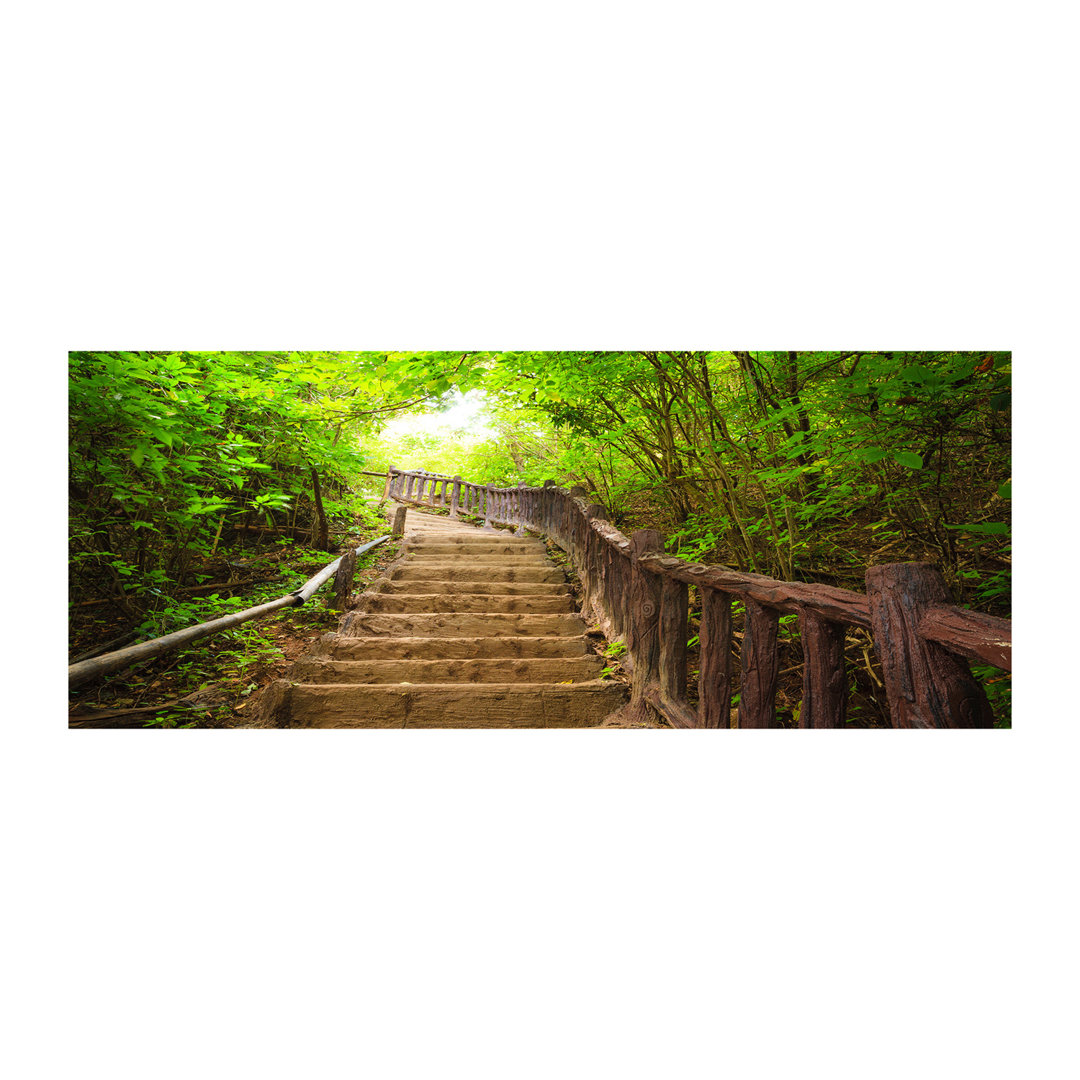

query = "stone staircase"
[254,507,627,727]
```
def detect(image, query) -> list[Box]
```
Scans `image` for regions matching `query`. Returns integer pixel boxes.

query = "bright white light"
[381,389,494,440]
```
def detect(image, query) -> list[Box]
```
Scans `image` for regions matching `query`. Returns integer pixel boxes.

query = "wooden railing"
[387,467,1011,729]
[68,535,390,689]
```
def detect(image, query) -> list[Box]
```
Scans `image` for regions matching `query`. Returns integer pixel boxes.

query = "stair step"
[361,592,575,614]
[404,542,545,555]
[401,553,552,566]
[390,565,565,583]
[341,612,587,638]
[380,580,571,596]
[249,506,624,728]
[268,681,627,728]
[289,656,607,684]
[317,634,591,660]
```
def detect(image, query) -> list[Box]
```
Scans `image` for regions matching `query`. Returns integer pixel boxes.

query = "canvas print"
[68,351,1012,728]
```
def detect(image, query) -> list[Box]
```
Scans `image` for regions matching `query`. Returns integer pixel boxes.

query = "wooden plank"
[917,605,1011,671]
[638,554,871,629]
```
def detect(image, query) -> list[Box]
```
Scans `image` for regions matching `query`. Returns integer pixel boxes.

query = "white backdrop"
[5,2,1071,1078]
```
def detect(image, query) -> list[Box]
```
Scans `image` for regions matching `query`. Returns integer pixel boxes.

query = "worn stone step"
[316,634,591,660]
[361,592,575,614]
[263,680,628,728]
[390,564,565,583]
[401,520,488,532]
[405,528,521,541]
[289,655,607,684]
[401,553,552,566]
[341,611,586,638]
[380,579,571,597]
[404,531,542,544]
[403,542,546,556]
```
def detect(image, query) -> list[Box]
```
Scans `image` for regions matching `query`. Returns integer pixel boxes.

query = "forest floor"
[68,526,403,728]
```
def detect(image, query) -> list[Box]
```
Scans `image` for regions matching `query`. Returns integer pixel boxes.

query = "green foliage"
[971,664,1011,728]
[69,350,466,622]
[70,348,1011,727]
[407,350,1013,613]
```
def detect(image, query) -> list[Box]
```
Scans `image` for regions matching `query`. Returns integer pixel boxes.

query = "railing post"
[798,608,847,727]
[382,466,394,501]
[483,485,495,530]
[391,505,407,538]
[449,477,462,519]
[659,574,689,707]
[865,563,993,728]
[737,600,780,728]
[583,503,607,622]
[698,586,733,728]
[627,530,664,722]
[543,480,557,536]
[330,548,357,612]
[566,486,586,560]
[514,481,527,536]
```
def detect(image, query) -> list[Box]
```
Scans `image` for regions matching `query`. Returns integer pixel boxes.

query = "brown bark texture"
[866,563,994,728]
[798,608,847,727]
[737,600,780,728]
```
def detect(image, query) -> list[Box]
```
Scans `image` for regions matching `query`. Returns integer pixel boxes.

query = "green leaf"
[899,365,934,385]
[944,522,1010,535]
[130,444,146,467]
[997,481,1011,500]
[855,447,890,463]
[893,451,923,469]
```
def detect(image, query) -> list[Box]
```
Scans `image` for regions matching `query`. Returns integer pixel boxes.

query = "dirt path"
[251,506,627,727]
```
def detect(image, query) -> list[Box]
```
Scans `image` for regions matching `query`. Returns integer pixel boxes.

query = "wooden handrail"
[68,535,391,689]
[387,467,1011,727]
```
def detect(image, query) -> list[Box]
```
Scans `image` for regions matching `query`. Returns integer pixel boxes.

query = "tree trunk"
[311,467,331,552]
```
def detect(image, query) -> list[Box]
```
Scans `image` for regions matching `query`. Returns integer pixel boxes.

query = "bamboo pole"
[68,535,391,689]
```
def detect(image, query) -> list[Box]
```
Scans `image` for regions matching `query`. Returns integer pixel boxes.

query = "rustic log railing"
[68,535,391,689]
[387,467,1011,729]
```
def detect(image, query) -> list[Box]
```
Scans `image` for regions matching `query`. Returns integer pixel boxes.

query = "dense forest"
[68,350,1011,726]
